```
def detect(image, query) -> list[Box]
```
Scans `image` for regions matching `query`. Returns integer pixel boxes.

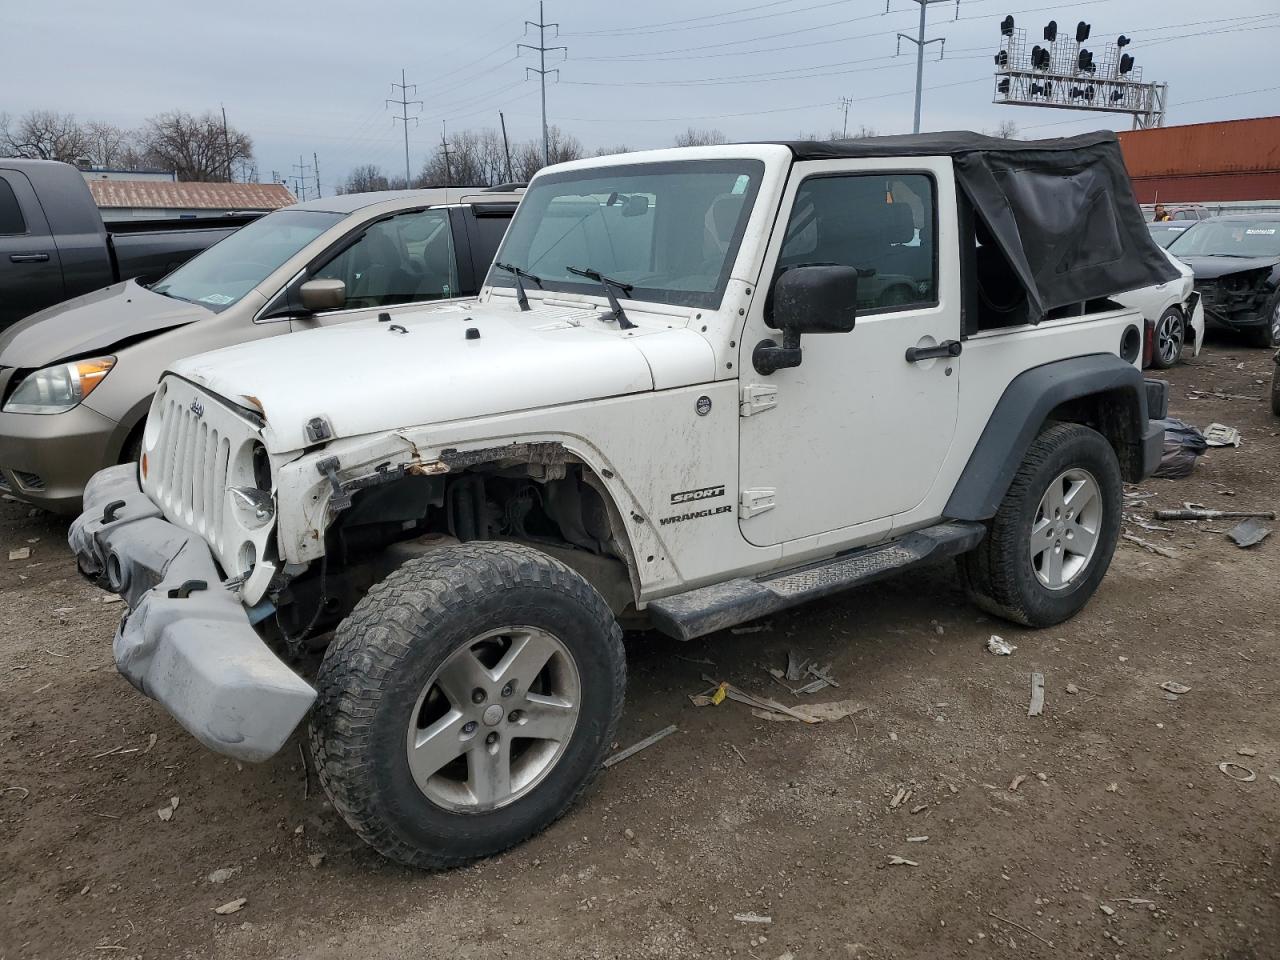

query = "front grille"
[12,470,44,492]
[148,390,232,553]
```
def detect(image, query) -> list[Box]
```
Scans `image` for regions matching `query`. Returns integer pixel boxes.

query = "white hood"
[170,300,715,452]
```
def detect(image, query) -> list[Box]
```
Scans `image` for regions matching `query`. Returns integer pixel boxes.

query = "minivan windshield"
[487,159,765,310]
[152,209,344,311]
[1167,220,1280,258]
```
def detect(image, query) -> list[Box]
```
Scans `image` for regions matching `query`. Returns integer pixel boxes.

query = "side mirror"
[754,265,858,375]
[299,278,346,312]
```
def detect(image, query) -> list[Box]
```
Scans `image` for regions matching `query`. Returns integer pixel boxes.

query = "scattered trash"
[1106,782,1120,793]
[207,867,240,884]
[1152,418,1207,479]
[100,595,123,605]
[910,804,928,815]
[602,725,678,768]
[1036,772,1048,782]
[156,795,180,821]
[8,547,30,561]
[1203,423,1242,447]
[1111,898,1155,906]
[690,682,728,707]
[733,912,772,924]
[1028,673,1045,717]
[144,733,157,754]
[1154,507,1275,521]
[988,911,1054,948]
[1159,681,1191,695]
[1121,534,1178,559]
[1218,762,1256,783]
[693,677,820,724]
[1227,517,1272,548]
[889,787,909,809]
[1269,775,1280,788]
[1009,774,1027,792]
[751,698,866,724]
[214,898,247,915]
[1099,904,1116,917]
[987,636,1016,656]
[1065,683,1080,695]
[886,855,919,867]
[906,836,929,843]
[307,853,325,869]
[784,650,806,682]
[1237,747,1257,757]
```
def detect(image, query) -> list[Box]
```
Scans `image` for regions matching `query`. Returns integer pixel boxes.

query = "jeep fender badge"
[695,396,712,416]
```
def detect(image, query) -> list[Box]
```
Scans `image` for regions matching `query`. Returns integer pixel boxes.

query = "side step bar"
[647,521,986,642]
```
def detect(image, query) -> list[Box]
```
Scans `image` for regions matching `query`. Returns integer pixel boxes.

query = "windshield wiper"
[565,265,636,330]
[493,261,543,311]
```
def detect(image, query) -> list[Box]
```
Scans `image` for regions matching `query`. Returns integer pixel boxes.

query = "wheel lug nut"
[462,721,477,734]
[486,732,498,745]
[508,710,521,723]
[471,689,487,704]
[501,683,514,698]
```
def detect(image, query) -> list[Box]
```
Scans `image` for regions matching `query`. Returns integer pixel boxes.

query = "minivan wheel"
[1149,307,1184,369]
[308,542,625,870]
[958,423,1122,627]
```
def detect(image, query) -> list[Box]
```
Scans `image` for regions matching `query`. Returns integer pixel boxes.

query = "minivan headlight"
[3,357,116,414]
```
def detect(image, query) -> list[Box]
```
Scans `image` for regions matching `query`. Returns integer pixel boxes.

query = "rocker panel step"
[647,521,986,642]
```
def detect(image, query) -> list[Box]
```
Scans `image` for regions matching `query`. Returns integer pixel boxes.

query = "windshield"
[152,209,344,311]
[1168,220,1280,258]
[1147,221,1194,249]
[487,159,765,310]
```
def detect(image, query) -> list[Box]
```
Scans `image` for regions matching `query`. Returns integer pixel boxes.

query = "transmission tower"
[519,2,567,167]
[292,155,314,201]
[387,69,423,185]
[892,0,959,134]
[440,123,454,184]
[838,96,854,137]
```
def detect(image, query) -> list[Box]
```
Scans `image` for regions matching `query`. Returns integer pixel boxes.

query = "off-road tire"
[308,542,625,870]
[1271,356,1280,417]
[1148,307,1184,370]
[958,423,1122,627]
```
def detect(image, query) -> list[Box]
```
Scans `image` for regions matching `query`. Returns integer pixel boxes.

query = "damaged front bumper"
[68,464,315,762]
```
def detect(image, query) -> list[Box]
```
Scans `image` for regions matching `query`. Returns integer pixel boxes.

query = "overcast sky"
[4,0,1278,191]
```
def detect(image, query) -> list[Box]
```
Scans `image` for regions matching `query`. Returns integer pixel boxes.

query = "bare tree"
[593,144,632,157]
[418,128,510,187]
[510,125,584,181]
[340,164,392,194]
[673,127,727,147]
[0,110,89,162]
[139,110,253,181]
[985,120,1021,139]
[82,121,133,168]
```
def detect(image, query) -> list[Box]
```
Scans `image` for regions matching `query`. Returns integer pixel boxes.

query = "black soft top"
[779,131,1180,320]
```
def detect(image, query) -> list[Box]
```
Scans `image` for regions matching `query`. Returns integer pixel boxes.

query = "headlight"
[2,357,116,414]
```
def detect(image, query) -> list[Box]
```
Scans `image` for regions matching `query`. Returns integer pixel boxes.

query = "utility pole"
[499,111,514,183]
[892,0,958,134]
[519,2,566,167]
[221,104,233,182]
[292,155,314,201]
[838,96,853,137]
[440,123,454,185]
[313,152,322,198]
[387,68,423,185]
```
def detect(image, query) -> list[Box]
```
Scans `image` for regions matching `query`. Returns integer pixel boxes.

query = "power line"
[292,154,314,201]
[566,0,811,36]
[387,68,423,184]
[519,1,566,166]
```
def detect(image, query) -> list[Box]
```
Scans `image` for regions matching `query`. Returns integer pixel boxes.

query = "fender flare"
[943,353,1156,522]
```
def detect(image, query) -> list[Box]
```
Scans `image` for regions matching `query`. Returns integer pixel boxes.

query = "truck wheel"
[1148,307,1184,369]
[308,542,625,870]
[958,423,1122,628]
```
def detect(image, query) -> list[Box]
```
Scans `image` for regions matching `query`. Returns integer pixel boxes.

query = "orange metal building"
[1117,116,1280,203]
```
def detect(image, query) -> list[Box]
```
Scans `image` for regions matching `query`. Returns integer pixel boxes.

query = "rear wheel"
[309,542,625,870]
[1149,307,1184,369]
[959,423,1122,627]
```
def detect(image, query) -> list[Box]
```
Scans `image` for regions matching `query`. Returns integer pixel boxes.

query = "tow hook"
[317,457,353,512]
[166,579,208,599]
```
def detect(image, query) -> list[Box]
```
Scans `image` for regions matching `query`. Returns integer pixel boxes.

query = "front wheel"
[309,543,625,870]
[958,423,1123,627]
[1149,307,1185,369]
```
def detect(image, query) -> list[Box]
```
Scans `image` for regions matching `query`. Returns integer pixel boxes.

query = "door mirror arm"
[752,264,859,376]
[752,330,803,375]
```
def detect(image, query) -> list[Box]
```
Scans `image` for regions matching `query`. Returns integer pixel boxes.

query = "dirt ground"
[1,339,1277,960]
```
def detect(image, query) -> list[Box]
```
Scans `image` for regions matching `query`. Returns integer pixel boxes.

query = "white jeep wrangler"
[71,132,1177,869]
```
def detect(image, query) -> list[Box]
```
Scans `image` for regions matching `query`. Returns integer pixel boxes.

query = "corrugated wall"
[1118,117,1280,203]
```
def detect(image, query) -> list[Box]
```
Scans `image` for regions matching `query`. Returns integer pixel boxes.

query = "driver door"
[736,158,961,548]
[292,208,459,330]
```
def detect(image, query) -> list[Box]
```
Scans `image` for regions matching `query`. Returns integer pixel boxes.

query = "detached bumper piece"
[648,521,986,642]
[68,464,315,762]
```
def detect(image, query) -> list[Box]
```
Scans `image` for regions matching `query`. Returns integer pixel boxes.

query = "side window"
[313,209,457,309]
[0,178,26,235]
[779,173,936,312]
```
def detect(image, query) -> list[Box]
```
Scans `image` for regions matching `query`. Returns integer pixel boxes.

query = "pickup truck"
[0,159,257,330]
[0,186,521,512]
[70,131,1177,870]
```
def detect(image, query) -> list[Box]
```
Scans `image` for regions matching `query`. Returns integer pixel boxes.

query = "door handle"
[9,253,50,263]
[905,339,962,363]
